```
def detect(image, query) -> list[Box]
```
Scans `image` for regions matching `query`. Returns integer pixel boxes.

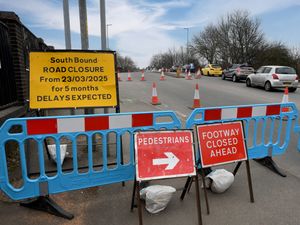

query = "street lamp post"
[106,23,112,49]
[184,27,189,64]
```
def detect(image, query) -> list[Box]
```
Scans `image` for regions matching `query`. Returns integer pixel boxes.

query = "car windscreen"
[275,67,296,74]
[240,64,252,68]
[212,64,221,68]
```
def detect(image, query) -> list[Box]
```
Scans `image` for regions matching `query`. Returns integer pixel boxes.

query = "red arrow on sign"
[152,152,179,170]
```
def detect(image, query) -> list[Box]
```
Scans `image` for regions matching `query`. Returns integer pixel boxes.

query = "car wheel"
[221,73,226,80]
[207,72,210,76]
[288,87,297,92]
[232,75,238,82]
[246,79,251,87]
[264,81,272,91]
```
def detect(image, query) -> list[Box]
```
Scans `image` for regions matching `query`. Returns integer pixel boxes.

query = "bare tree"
[191,10,266,67]
[191,25,219,64]
[217,10,265,65]
[117,54,138,71]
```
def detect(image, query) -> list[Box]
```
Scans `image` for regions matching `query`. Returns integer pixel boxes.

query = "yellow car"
[201,64,223,76]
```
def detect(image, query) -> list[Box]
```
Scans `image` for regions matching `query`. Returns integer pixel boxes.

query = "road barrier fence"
[0,102,300,220]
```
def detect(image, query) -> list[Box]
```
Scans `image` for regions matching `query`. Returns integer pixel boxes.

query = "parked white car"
[246,65,299,92]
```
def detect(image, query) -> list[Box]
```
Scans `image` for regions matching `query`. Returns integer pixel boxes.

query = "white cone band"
[194,89,200,99]
[152,88,158,96]
[282,94,289,103]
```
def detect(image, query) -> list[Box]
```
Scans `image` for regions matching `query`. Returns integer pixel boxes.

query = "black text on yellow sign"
[29,51,117,109]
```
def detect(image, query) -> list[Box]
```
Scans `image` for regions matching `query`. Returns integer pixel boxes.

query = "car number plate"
[283,82,291,85]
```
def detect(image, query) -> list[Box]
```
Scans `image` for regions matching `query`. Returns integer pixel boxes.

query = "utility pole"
[63,0,75,115]
[184,27,189,64]
[100,0,109,112]
[63,0,71,49]
[100,0,107,50]
[106,23,112,49]
[79,0,89,50]
[79,0,92,115]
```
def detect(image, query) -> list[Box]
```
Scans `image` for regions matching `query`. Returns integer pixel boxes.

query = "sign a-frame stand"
[21,50,120,219]
[181,121,254,214]
[132,130,203,225]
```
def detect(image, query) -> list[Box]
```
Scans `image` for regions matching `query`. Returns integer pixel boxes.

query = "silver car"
[246,65,299,92]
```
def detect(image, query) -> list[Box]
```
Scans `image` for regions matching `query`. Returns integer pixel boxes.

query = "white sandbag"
[140,185,176,214]
[206,169,234,193]
[47,144,67,165]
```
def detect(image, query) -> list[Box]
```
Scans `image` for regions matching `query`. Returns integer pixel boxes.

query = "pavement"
[1,74,300,225]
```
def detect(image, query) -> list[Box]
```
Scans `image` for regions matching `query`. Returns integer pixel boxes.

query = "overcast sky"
[1,0,300,67]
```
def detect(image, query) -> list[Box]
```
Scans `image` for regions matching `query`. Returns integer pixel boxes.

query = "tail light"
[236,68,241,75]
[272,74,279,79]
[296,75,299,80]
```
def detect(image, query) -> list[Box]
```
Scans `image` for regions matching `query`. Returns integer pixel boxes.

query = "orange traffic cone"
[127,70,132,81]
[195,68,202,79]
[118,69,122,81]
[140,70,146,81]
[281,87,289,112]
[191,84,201,109]
[160,69,165,81]
[176,68,181,78]
[151,82,161,105]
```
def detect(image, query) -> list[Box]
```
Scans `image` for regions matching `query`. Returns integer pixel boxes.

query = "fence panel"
[186,103,298,161]
[0,111,181,200]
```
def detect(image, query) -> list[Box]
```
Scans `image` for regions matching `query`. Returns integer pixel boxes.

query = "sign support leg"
[20,196,74,219]
[233,161,242,175]
[245,160,254,203]
[180,176,192,200]
[254,156,286,177]
[200,169,210,215]
[187,176,194,192]
[136,181,143,225]
[130,179,137,211]
[194,174,203,225]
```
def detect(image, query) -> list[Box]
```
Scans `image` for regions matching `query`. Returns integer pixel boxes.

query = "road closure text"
[197,121,247,167]
[29,51,117,109]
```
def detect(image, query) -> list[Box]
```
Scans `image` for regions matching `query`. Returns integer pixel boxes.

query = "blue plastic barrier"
[295,123,300,152]
[186,102,298,160]
[0,111,181,200]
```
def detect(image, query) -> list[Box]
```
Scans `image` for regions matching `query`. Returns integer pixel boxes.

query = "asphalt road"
[119,71,300,117]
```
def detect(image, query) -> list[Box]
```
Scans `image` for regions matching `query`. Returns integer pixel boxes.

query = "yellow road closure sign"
[29,51,117,109]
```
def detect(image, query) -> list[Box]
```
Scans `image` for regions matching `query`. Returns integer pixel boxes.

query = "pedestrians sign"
[135,130,196,181]
[196,121,247,168]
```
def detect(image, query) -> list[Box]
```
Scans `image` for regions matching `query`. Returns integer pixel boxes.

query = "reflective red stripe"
[237,107,252,118]
[205,105,281,121]
[27,119,57,135]
[266,105,281,115]
[132,113,153,127]
[205,109,221,121]
[85,116,109,131]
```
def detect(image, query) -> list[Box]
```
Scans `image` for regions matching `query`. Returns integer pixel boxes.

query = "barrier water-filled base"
[20,196,74,220]
[254,156,287,177]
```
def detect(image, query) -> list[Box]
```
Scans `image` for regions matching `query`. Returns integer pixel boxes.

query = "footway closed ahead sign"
[29,51,117,109]
[135,130,196,181]
[196,121,248,168]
